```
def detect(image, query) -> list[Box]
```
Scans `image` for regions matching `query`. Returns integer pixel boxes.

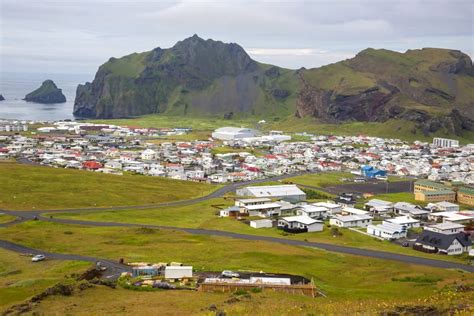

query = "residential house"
[364,199,394,216]
[312,201,342,215]
[424,223,465,235]
[329,214,373,228]
[393,202,429,219]
[414,230,472,255]
[278,215,323,233]
[385,215,420,229]
[427,201,460,213]
[367,222,407,240]
[296,205,329,219]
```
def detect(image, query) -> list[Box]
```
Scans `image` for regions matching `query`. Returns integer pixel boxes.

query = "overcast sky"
[1,0,472,75]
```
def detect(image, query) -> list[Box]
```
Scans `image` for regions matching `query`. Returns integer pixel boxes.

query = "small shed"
[250,219,273,229]
[164,266,193,279]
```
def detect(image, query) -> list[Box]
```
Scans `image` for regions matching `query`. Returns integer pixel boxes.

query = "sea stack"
[24,80,66,103]
[0,94,4,101]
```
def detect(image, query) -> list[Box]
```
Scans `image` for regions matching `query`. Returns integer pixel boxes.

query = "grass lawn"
[0,161,218,211]
[0,214,17,224]
[89,115,258,131]
[50,198,468,264]
[0,248,90,312]
[266,116,474,144]
[0,221,472,314]
[284,172,355,188]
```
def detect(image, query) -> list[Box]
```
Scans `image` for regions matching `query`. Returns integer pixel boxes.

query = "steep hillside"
[74,35,298,119]
[297,48,474,135]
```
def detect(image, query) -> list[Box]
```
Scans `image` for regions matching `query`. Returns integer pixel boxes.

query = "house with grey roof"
[414,230,472,255]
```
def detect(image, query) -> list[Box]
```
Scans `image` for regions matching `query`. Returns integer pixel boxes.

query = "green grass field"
[0,248,90,311]
[0,214,17,224]
[88,114,474,143]
[0,221,472,314]
[0,161,218,210]
[284,172,355,188]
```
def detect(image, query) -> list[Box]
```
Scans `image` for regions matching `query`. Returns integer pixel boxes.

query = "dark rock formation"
[24,80,66,103]
[296,48,474,135]
[0,94,4,101]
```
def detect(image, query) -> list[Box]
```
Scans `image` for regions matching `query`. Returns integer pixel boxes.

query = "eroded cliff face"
[296,48,474,135]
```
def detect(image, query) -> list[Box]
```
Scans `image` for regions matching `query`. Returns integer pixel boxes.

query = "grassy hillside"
[0,221,472,314]
[0,161,217,210]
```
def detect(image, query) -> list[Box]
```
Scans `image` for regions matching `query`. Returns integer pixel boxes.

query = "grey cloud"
[1,0,472,74]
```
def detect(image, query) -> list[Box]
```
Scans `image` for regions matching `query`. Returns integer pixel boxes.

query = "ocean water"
[0,72,93,121]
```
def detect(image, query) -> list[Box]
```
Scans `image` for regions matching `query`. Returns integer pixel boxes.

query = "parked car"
[221,270,240,278]
[31,254,45,262]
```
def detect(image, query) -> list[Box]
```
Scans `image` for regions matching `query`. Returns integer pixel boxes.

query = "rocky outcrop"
[296,48,474,135]
[24,80,66,104]
[0,94,4,101]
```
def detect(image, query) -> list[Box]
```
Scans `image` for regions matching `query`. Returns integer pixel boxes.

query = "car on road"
[221,270,239,278]
[31,254,45,262]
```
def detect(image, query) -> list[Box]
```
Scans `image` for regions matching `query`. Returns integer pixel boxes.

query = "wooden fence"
[199,281,321,297]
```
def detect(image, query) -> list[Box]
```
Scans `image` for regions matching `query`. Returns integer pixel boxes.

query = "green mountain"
[74,36,473,136]
[74,35,298,119]
[24,80,66,104]
[297,48,474,135]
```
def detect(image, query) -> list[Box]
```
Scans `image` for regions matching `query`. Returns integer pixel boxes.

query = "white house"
[296,205,329,219]
[278,215,323,233]
[364,199,393,215]
[427,201,460,213]
[367,222,407,240]
[424,222,465,235]
[243,203,282,217]
[312,201,342,215]
[385,216,420,229]
[141,149,157,161]
[329,214,373,228]
[393,202,429,219]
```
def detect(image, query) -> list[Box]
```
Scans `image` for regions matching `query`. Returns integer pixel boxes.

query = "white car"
[221,270,239,278]
[31,254,45,262]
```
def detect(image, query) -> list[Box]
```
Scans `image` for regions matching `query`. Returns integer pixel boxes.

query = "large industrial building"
[211,127,258,141]
[236,184,306,202]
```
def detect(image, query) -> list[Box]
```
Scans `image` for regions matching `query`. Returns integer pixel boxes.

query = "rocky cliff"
[24,80,66,104]
[74,35,297,118]
[74,36,474,136]
[296,48,474,135]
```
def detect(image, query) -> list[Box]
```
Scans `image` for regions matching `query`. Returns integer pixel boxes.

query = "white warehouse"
[212,127,258,141]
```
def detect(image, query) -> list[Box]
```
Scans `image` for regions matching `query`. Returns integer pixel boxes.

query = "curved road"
[0,239,131,279]
[1,213,473,273]
[1,170,471,272]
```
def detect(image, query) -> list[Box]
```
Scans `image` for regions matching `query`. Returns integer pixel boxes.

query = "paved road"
[4,166,470,272]
[3,214,471,273]
[0,239,131,279]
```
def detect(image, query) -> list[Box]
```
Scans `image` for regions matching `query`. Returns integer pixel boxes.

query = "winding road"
[1,172,471,273]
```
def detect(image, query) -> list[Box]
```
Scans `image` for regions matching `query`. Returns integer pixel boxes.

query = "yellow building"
[414,180,456,202]
[457,187,474,206]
